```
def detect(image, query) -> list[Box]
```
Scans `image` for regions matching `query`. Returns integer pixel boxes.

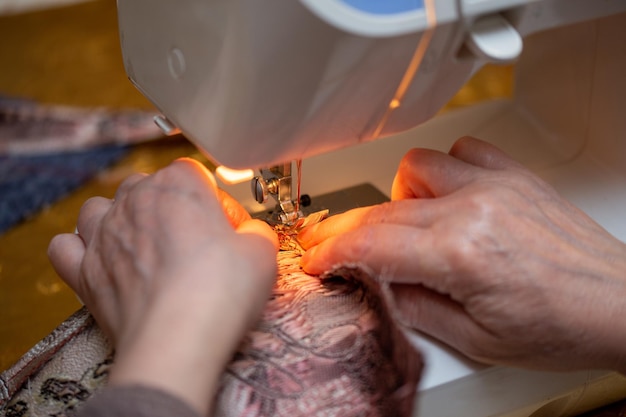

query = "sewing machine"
[117,0,626,415]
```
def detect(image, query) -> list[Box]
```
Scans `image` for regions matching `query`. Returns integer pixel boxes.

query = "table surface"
[1,1,623,415]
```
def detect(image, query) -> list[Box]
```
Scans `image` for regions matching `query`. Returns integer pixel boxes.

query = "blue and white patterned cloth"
[0,146,128,233]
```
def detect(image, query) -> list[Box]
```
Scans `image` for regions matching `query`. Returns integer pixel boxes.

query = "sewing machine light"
[215,165,255,185]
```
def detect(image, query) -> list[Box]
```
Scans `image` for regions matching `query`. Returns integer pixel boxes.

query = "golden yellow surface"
[0,0,512,372]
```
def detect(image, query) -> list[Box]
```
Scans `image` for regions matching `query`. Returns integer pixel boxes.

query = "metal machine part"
[251,182,389,224]
[251,162,301,225]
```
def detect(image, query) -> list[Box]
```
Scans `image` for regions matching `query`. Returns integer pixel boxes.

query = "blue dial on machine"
[339,0,425,14]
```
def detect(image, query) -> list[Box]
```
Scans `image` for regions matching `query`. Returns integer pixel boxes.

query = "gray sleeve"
[75,385,202,417]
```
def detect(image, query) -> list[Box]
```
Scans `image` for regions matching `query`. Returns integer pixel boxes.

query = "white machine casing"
[117,0,626,416]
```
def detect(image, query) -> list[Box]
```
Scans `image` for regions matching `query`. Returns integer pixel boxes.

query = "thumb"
[236,219,279,252]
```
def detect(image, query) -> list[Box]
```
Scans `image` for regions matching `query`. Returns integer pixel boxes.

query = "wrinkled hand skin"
[48,158,278,415]
[299,136,626,373]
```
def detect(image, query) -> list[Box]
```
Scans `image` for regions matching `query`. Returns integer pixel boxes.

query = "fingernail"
[300,246,316,270]
[297,228,312,248]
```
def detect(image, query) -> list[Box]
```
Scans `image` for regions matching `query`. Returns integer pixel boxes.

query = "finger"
[236,219,279,251]
[150,158,219,200]
[152,158,233,233]
[301,224,448,286]
[298,207,372,249]
[391,148,484,200]
[390,283,490,361]
[76,197,113,244]
[114,173,148,200]
[217,188,251,228]
[298,200,442,249]
[48,233,86,295]
[234,220,279,300]
[170,158,218,192]
[448,136,523,170]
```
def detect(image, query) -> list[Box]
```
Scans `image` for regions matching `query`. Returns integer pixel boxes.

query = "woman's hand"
[48,158,278,414]
[299,137,626,372]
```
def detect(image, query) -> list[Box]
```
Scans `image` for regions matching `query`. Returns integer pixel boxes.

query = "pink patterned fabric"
[0,250,422,417]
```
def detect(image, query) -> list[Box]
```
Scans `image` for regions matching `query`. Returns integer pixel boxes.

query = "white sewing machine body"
[117,0,626,415]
